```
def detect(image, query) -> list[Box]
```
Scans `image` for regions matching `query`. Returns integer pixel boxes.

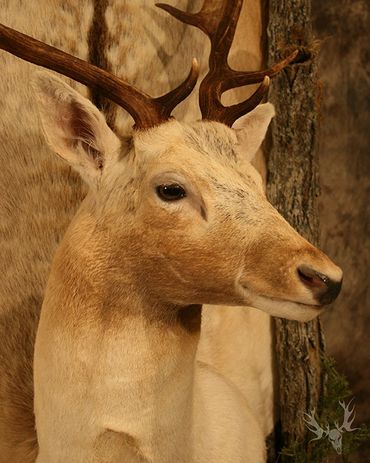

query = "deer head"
[0,1,342,322]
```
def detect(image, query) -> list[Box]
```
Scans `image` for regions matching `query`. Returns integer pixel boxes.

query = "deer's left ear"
[32,72,120,188]
[233,103,275,161]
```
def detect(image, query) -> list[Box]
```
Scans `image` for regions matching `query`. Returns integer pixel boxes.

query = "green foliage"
[279,355,370,462]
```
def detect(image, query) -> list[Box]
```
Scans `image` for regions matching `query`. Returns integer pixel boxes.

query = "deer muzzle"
[297,264,343,305]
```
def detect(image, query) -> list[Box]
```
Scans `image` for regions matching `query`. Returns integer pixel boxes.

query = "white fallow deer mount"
[303,399,360,454]
[0,1,343,462]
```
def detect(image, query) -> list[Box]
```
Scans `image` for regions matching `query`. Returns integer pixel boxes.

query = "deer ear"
[32,72,120,188]
[233,103,275,161]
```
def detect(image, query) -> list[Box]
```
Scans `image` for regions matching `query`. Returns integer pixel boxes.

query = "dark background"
[312,0,369,459]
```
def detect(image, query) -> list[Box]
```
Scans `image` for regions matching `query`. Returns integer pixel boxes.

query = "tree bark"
[265,0,325,460]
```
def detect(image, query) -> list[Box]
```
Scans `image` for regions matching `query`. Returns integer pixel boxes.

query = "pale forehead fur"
[122,119,262,187]
[134,119,239,164]
[98,118,265,219]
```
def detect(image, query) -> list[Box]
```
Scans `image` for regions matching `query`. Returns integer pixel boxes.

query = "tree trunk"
[265,0,326,460]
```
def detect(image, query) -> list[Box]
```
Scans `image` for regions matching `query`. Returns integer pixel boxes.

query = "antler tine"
[157,0,298,126]
[155,58,199,121]
[215,76,270,127]
[224,50,298,91]
[0,23,198,130]
[157,1,240,65]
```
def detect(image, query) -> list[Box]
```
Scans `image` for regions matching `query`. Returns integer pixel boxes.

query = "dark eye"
[156,184,186,201]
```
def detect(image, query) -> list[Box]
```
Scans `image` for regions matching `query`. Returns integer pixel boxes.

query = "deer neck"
[34,210,201,461]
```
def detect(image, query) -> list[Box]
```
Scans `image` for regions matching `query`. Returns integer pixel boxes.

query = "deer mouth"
[237,284,323,322]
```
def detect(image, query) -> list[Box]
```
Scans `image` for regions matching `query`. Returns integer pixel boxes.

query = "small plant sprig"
[279,355,370,462]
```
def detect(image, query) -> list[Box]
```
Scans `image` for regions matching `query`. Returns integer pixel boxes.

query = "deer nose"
[297,265,342,305]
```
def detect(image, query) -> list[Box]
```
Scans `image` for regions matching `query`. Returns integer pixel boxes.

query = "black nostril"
[297,265,342,305]
[298,265,328,289]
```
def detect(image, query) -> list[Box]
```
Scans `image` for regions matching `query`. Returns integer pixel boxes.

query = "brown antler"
[0,23,198,129]
[157,0,298,126]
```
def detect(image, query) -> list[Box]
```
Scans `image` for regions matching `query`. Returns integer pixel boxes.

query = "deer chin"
[237,285,322,322]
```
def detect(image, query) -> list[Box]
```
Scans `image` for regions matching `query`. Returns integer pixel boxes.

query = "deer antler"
[0,23,198,129]
[157,0,298,126]
[337,399,360,433]
[303,409,329,442]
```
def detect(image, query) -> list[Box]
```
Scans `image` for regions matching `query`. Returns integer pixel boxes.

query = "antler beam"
[0,23,198,129]
[157,0,298,126]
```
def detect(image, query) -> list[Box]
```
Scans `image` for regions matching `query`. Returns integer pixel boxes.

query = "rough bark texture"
[266,0,325,459]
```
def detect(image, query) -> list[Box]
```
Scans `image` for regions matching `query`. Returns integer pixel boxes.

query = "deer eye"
[156,184,186,201]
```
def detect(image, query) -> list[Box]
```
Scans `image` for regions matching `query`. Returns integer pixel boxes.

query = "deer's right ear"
[32,72,120,188]
[233,103,275,161]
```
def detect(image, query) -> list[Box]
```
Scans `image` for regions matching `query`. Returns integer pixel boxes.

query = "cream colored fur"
[199,1,275,441]
[198,305,275,437]
[29,74,341,462]
[0,1,342,462]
